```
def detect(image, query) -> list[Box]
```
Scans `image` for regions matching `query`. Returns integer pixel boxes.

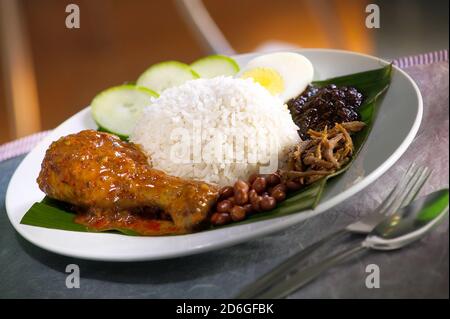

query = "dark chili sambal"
[287,84,364,139]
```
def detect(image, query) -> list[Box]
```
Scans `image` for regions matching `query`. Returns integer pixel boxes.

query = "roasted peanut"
[273,183,287,193]
[252,176,267,194]
[271,187,286,202]
[216,200,233,213]
[260,196,277,211]
[249,189,258,202]
[266,173,281,186]
[234,189,249,205]
[230,205,246,221]
[250,195,263,212]
[234,179,249,192]
[219,186,234,199]
[210,212,231,225]
[286,180,302,191]
[248,173,259,185]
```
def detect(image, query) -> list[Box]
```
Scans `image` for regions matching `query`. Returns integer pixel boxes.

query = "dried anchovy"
[280,121,366,186]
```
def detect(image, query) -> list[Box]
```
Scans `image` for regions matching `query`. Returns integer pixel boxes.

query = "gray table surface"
[0,62,448,299]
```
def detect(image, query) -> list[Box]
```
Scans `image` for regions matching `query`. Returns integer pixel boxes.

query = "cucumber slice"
[136,61,199,93]
[91,85,158,138]
[190,55,240,78]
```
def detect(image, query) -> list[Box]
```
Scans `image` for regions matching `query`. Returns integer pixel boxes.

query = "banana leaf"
[21,64,392,235]
[22,197,140,235]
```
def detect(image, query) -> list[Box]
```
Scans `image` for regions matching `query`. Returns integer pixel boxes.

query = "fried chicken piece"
[37,130,219,235]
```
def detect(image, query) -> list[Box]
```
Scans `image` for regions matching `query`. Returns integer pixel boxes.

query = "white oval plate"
[6,49,422,261]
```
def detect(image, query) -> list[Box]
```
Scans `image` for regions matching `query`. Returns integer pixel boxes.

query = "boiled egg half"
[240,52,314,102]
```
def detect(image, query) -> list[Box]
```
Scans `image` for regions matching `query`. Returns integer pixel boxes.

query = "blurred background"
[0,0,448,144]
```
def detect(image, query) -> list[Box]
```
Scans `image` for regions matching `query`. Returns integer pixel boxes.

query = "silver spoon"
[255,188,449,299]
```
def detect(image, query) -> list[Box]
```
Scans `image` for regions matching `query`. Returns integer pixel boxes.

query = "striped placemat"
[0,49,448,163]
[0,130,51,162]
[392,49,448,68]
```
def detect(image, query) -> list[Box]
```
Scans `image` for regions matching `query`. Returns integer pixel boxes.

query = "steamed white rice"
[130,76,300,186]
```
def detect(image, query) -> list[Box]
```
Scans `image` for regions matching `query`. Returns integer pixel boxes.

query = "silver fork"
[236,164,431,299]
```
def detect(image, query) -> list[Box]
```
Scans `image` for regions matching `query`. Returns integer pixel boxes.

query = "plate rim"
[5,48,423,261]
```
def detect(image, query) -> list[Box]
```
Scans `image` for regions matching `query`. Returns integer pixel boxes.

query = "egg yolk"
[241,67,284,96]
